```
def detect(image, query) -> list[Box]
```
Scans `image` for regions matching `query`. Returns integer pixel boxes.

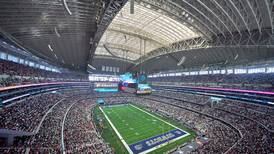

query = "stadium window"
[19,58,24,64]
[221,69,226,74]
[24,60,29,66]
[117,67,120,73]
[170,73,175,76]
[213,70,221,74]
[0,52,6,60]
[7,54,18,63]
[190,71,198,75]
[106,66,109,72]
[227,69,233,74]
[234,68,247,74]
[102,66,105,71]
[55,69,60,73]
[267,67,274,73]
[199,71,208,75]
[29,61,34,67]
[35,64,39,68]
[40,65,45,70]
[109,67,113,72]
[89,75,94,81]
[54,68,59,72]
[248,68,265,74]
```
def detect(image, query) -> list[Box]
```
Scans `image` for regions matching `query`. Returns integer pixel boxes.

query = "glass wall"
[0,51,60,73]
[148,65,274,78]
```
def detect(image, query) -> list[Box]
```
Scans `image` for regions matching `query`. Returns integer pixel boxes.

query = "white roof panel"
[95,1,201,60]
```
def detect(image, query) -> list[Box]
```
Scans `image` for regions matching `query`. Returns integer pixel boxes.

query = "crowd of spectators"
[140,91,273,153]
[153,90,210,105]
[216,100,274,131]
[0,88,114,153]
[0,59,88,87]
[28,96,80,152]
[0,93,61,132]
[148,73,274,91]
[1,87,273,153]
[99,91,273,153]
[64,99,111,153]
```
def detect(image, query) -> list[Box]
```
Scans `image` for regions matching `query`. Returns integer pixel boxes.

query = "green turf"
[129,104,197,154]
[101,104,178,145]
[93,106,128,154]
[96,103,196,153]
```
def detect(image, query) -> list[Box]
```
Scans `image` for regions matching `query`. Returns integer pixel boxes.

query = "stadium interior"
[0,0,274,153]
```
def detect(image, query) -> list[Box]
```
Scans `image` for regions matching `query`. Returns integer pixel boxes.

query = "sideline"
[99,106,134,154]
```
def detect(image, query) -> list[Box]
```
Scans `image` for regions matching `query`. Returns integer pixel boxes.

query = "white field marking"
[130,104,191,154]
[99,107,133,154]
[139,133,190,154]
[130,104,189,134]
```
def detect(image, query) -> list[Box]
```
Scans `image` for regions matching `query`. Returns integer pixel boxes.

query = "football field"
[100,104,190,154]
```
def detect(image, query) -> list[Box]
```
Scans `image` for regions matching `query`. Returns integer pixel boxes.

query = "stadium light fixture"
[177,56,186,66]
[63,0,72,15]
[234,54,239,60]
[88,64,96,70]
[48,44,53,52]
[54,27,61,37]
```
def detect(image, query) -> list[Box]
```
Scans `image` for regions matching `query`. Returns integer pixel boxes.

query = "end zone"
[129,129,188,154]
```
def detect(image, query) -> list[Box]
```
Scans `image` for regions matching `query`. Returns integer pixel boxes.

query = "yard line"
[129,104,191,153]
[130,104,189,132]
